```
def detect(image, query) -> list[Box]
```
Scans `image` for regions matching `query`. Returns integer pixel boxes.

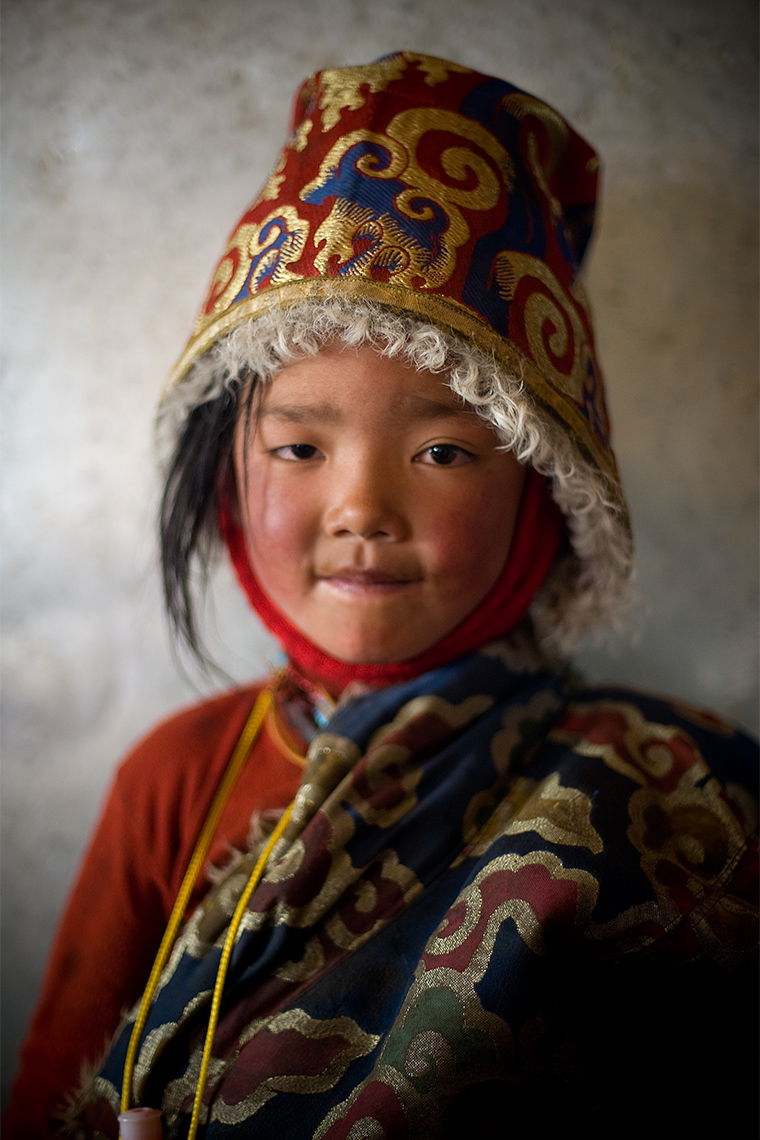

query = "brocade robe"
[62,643,759,1137]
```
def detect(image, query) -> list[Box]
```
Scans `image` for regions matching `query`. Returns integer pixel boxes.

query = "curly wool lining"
[157,298,635,652]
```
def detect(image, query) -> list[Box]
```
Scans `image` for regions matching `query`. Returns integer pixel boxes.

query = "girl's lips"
[317,569,422,593]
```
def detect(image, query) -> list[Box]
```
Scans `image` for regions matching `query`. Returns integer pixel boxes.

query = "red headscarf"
[220,466,564,695]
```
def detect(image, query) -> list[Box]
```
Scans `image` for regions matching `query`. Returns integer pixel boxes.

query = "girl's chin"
[281,596,468,664]
[318,646,422,665]
[309,624,445,665]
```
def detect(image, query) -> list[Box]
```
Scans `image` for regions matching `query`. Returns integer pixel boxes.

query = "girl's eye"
[417,444,473,467]
[275,443,320,461]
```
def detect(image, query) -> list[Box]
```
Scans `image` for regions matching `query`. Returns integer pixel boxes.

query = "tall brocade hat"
[165,51,625,513]
[160,54,634,654]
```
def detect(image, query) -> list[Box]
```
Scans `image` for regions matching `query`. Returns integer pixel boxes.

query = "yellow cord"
[187,798,296,1139]
[121,686,274,1115]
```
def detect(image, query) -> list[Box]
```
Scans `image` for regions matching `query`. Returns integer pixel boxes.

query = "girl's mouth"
[317,568,422,594]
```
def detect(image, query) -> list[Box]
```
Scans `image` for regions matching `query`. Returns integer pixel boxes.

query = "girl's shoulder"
[538,683,759,862]
[108,682,272,830]
[548,681,758,791]
[115,681,268,782]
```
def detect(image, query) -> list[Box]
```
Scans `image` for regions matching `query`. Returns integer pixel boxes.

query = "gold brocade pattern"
[627,767,754,956]
[508,772,604,854]
[186,721,426,947]
[552,700,708,786]
[491,251,590,402]
[315,54,472,134]
[430,850,600,957]
[501,93,568,178]
[323,850,422,951]
[203,1010,380,1124]
[403,53,471,87]
[455,688,563,856]
[291,116,313,153]
[273,933,325,982]
[317,57,408,132]
[195,206,310,336]
[549,699,758,957]
[68,658,757,1136]
[501,93,568,219]
[133,988,214,1102]
[256,119,314,205]
[258,151,287,204]
[368,692,494,750]
[316,848,599,1138]
[302,108,514,290]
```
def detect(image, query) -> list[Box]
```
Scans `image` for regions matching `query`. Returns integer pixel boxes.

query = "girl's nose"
[323,461,408,541]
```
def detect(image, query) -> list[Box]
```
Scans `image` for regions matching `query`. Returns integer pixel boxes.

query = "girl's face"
[234,343,526,664]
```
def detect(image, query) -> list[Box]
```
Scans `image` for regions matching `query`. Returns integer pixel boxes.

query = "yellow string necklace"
[120,685,296,1139]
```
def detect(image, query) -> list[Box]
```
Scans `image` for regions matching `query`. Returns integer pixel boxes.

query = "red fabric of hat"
[220,466,564,694]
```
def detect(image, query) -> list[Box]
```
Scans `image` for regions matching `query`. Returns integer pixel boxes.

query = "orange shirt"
[5,680,304,1139]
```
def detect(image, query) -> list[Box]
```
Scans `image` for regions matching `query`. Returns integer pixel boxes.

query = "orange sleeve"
[4,681,303,1139]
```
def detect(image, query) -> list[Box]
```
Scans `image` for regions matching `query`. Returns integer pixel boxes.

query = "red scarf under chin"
[220,467,564,696]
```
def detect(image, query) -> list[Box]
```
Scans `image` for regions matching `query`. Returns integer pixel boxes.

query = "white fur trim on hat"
[157,297,635,652]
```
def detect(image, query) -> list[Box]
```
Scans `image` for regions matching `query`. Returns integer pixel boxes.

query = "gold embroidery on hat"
[256,119,314,205]
[304,108,513,290]
[404,52,472,87]
[502,94,568,175]
[502,93,569,219]
[493,251,588,403]
[318,57,409,132]
[301,127,408,195]
[291,116,313,153]
[493,255,517,302]
[391,107,514,204]
[259,151,287,203]
[195,206,310,335]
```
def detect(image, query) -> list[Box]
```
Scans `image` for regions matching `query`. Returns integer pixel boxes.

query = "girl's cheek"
[426,497,510,575]
[245,475,318,566]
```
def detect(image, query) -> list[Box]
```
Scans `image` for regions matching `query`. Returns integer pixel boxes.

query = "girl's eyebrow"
[259,395,467,424]
[258,403,341,424]
[406,394,470,419]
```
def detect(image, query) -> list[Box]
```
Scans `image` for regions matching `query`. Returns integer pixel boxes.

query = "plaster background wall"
[2,0,757,1105]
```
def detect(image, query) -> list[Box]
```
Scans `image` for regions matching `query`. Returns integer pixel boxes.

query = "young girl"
[8,52,758,1139]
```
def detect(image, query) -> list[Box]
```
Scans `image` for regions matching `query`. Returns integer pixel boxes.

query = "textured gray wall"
[2,0,757,1103]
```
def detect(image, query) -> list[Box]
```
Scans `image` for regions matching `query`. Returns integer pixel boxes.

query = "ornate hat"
[166,51,622,506]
